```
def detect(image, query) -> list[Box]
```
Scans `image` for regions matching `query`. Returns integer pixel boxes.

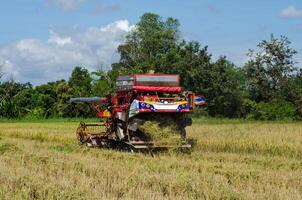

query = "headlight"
[139,102,153,110]
[178,104,188,110]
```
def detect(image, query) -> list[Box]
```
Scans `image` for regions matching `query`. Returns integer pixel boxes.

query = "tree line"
[0,13,301,120]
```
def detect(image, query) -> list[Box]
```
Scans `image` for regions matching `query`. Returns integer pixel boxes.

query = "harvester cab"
[70,74,200,151]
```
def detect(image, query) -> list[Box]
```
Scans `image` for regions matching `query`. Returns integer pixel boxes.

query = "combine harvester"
[70,74,204,151]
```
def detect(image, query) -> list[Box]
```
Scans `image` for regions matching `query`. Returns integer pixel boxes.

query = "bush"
[244,100,295,120]
[241,99,257,119]
[26,107,45,119]
[294,98,302,120]
[191,107,209,118]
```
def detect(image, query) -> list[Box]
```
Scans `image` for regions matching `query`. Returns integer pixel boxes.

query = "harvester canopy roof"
[133,86,181,93]
[134,74,179,87]
[116,74,181,92]
[133,74,180,93]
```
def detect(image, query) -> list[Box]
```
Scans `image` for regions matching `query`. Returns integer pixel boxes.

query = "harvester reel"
[76,122,90,144]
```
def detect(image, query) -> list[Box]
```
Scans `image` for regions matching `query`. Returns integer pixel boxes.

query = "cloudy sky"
[0,0,301,85]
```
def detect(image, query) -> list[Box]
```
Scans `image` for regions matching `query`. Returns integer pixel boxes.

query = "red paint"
[133,86,181,93]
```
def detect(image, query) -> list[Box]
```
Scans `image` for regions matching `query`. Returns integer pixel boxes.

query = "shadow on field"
[113,138,198,156]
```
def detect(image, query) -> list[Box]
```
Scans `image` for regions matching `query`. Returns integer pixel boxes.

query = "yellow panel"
[103,110,111,118]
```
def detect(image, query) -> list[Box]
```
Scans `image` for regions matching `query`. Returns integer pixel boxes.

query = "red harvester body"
[70,74,201,151]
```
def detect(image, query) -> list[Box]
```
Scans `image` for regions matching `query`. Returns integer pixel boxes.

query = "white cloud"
[46,0,85,11]
[0,59,17,79]
[280,5,302,18]
[0,20,134,85]
[48,30,72,46]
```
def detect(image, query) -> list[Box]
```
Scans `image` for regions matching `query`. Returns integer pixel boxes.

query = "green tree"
[13,87,38,117]
[245,35,298,102]
[51,80,74,117]
[291,69,302,118]
[191,57,243,117]
[112,13,180,74]
[0,81,33,118]
[68,67,95,117]
[68,66,92,96]
[34,82,57,117]
[91,69,115,97]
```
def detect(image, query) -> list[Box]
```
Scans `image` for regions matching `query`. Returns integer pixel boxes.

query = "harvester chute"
[70,97,104,103]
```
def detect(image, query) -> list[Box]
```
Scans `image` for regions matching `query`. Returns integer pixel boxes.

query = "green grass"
[0,119,301,199]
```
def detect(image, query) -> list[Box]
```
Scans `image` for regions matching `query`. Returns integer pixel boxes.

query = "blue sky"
[0,0,301,85]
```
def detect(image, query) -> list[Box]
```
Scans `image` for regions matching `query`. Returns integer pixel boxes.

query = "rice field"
[0,119,301,199]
